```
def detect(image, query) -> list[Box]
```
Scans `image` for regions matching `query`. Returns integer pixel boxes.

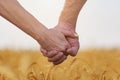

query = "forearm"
[59,0,87,29]
[0,0,48,43]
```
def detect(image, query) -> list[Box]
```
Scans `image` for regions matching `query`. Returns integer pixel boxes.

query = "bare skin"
[0,0,71,58]
[0,0,87,65]
[41,0,87,64]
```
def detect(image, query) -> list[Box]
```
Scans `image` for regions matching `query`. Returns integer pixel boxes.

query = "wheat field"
[0,48,120,80]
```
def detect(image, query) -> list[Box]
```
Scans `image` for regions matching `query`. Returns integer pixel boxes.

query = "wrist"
[31,24,49,45]
[57,21,76,33]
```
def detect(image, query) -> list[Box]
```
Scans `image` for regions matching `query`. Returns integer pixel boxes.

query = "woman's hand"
[40,49,67,65]
[38,28,71,52]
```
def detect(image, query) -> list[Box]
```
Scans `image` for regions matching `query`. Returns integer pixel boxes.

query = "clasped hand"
[40,24,79,65]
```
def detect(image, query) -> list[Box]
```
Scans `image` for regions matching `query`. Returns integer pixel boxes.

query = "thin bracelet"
[74,33,79,37]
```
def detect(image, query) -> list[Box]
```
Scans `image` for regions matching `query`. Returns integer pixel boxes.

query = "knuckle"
[71,53,77,56]
[59,52,64,56]
[65,43,70,48]
[48,58,52,62]
[61,44,69,51]
[64,56,67,60]
[60,47,66,52]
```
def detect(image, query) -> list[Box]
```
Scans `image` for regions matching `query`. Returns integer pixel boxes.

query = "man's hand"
[55,23,80,56]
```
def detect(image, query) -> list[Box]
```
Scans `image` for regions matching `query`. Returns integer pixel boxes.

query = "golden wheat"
[0,48,120,80]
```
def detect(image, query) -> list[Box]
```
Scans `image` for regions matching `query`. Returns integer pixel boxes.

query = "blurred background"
[0,0,120,49]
